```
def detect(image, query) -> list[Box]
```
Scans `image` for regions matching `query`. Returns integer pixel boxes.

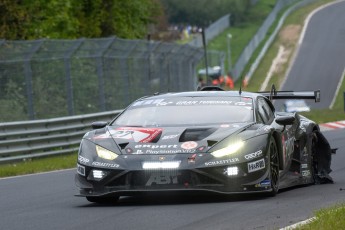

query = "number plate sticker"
[248,158,265,173]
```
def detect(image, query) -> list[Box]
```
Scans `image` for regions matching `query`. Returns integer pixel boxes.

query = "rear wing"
[258,85,320,102]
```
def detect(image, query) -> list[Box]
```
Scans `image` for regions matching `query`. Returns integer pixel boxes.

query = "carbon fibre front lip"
[75,187,273,197]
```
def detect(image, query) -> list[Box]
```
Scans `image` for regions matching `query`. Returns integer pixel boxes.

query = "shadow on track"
[76,192,272,208]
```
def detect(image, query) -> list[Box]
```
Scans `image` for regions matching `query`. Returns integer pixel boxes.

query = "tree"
[0,0,163,39]
[160,0,253,27]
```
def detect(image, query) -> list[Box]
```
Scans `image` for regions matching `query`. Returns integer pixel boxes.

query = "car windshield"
[113,96,254,127]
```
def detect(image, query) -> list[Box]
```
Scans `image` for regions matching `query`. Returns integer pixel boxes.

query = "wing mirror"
[275,116,295,126]
[91,121,108,129]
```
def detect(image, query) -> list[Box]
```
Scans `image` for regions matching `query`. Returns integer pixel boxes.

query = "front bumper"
[75,158,272,197]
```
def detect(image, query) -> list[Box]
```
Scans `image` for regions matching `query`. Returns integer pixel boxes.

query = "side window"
[257,98,274,124]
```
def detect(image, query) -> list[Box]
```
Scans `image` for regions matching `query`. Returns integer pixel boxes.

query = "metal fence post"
[64,39,84,116]
[96,37,115,111]
[23,39,45,120]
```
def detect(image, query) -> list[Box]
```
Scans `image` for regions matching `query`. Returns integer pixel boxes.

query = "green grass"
[295,204,345,229]
[207,0,277,73]
[0,153,77,178]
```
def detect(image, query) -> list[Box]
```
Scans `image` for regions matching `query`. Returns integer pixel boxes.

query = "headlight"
[211,140,244,158]
[96,145,118,160]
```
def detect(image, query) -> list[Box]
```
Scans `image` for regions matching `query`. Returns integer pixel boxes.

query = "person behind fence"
[197,77,206,90]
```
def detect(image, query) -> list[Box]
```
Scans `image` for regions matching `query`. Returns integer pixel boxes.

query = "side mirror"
[91,121,108,130]
[275,116,295,126]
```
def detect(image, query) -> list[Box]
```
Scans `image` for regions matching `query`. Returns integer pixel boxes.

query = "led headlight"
[96,145,118,160]
[211,140,244,158]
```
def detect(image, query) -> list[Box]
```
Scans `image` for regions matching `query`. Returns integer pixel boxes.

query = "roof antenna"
[239,74,243,95]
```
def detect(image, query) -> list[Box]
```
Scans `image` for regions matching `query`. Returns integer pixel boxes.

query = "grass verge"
[295,203,345,229]
[0,153,77,178]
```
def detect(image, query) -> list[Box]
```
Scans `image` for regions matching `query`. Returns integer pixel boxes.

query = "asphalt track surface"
[1,2,345,230]
[276,0,345,111]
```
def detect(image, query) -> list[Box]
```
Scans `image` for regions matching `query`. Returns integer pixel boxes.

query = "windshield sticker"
[181,141,198,150]
[132,99,165,107]
[132,97,253,108]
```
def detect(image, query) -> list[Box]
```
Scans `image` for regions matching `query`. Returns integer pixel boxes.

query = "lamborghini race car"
[75,86,335,203]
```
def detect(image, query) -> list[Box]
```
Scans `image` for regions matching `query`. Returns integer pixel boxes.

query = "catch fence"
[0,38,225,121]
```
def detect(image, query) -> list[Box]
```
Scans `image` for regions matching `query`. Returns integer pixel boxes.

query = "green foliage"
[0,0,162,39]
[160,0,271,26]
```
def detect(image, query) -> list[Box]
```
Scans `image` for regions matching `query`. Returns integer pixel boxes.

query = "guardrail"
[0,110,122,164]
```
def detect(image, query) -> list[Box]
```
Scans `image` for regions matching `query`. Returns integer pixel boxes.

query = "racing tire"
[310,131,318,184]
[268,137,279,196]
[86,196,119,204]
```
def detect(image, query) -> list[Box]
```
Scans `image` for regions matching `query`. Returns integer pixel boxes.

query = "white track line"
[280,217,316,230]
[330,67,345,109]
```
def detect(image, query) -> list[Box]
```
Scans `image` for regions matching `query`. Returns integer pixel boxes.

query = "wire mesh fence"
[0,37,225,121]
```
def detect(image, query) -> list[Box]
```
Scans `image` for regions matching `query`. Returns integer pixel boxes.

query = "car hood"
[84,123,256,155]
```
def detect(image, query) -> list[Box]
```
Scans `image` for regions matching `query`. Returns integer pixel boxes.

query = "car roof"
[139,90,261,101]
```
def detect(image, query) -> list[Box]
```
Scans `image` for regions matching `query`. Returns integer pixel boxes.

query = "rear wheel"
[268,137,279,196]
[86,196,119,204]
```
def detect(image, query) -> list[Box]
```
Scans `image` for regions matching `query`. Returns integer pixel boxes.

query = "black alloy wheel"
[310,132,318,184]
[269,137,279,196]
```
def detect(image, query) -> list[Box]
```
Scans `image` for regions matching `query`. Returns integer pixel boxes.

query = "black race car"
[75,85,335,203]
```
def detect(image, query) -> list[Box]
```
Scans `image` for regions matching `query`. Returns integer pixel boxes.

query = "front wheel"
[268,137,279,196]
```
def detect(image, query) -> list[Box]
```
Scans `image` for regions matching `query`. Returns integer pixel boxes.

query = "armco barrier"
[0,110,122,164]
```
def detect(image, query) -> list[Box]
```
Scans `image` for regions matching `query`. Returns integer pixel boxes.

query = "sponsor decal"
[248,158,265,173]
[244,150,263,160]
[161,134,179,140]
[78,155,90,164]
[125,148,133,154]
[255,179,271,188]
[134,144,197,154]
[77,164,85,176]
[93,133,111,139]
[146,172,180,186]
[205,158,239,166]
[198,146,206,151]
[176,101,199,105]
[92,161,119,168]
[144,149,196,154]
[132,99,165,107]
[302,170,310,177]
[260,179,271,186]
[175,100,252,106]
[188,153,197,164]
[301,164,308,169]
[134,150,144,154]
[135,144,178,149]
[181,141,198,150]
[114,127,162,143]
